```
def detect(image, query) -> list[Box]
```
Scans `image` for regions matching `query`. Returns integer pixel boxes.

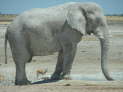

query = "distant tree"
[106,14,123,16]
[119,14,123,16]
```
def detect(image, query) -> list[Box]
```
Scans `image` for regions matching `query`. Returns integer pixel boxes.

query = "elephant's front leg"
[51,49,64,80]
[61,44,77,79]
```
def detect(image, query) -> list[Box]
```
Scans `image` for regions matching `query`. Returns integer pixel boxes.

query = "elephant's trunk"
[99,34,113,80]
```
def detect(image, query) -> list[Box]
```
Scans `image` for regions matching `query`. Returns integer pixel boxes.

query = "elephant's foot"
[51,73,72,80]
[51,73,61,80]
[106,76,114,81]
[15,79,31,85]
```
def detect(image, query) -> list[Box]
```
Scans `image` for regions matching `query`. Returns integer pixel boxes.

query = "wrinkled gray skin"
[5,2,113,85]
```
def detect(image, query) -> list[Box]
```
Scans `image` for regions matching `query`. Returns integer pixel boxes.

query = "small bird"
[36,68,48,79]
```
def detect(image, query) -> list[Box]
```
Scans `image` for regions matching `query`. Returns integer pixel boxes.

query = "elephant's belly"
[29,36,61,56]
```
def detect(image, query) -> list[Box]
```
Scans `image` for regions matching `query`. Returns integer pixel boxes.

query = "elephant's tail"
[5,32,8,64]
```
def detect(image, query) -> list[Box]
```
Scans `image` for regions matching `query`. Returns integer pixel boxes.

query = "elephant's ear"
[66,7,86,35]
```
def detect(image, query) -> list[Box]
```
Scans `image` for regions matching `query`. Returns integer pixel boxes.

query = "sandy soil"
[0,21,123,91]
[0,80,123,92]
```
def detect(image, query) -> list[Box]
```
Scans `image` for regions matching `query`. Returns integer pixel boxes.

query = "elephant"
[5,2,113,85]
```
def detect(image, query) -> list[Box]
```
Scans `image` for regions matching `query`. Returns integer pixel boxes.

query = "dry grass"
[113,34,123,38]
[0,21,11,25]
[106,16,123,22]
[0,15,123,24]
[0,14,17,21]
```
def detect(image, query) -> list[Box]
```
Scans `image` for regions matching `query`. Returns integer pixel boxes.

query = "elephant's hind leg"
[9,35,32,85]
[15,58,31,85]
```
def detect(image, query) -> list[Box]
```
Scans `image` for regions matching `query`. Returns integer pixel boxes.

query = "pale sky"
[0,0,123,14]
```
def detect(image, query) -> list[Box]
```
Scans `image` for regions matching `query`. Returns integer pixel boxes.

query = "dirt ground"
[0,20,123,91]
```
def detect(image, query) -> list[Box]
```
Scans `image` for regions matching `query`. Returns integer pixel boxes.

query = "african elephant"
[5,2,113,85]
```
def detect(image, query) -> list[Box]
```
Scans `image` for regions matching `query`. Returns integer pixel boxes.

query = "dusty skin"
[0,19,123,91]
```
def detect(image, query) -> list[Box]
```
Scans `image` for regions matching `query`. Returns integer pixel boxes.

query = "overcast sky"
[0,0,123,14]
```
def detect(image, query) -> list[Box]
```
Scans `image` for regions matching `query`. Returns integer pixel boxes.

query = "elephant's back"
[7,2,80,33]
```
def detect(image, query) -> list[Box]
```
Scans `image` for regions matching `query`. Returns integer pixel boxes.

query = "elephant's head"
[66,3,113,80]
